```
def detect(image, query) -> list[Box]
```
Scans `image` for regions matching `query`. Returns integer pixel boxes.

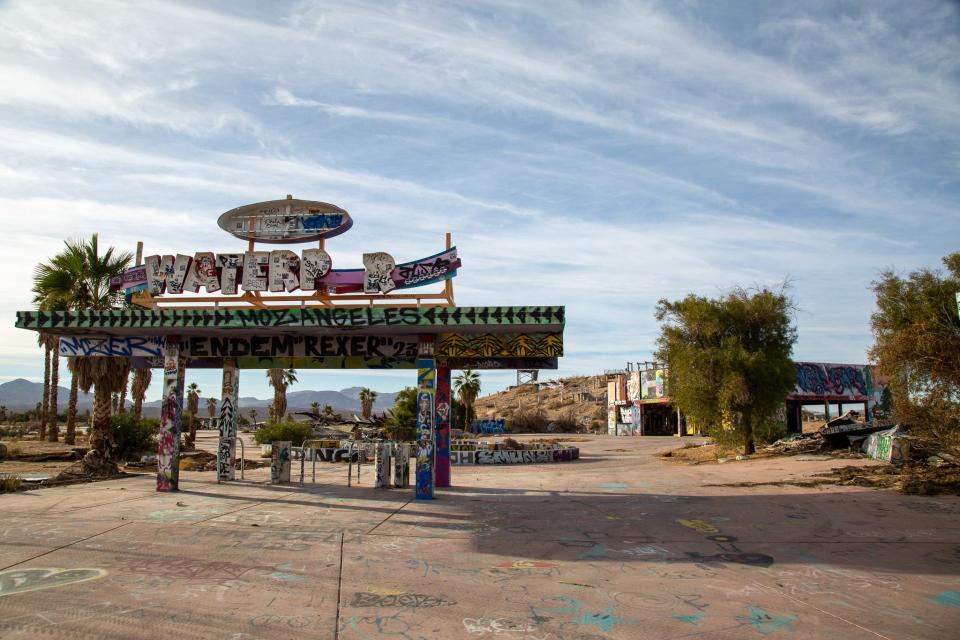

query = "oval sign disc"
[217,198,353,244]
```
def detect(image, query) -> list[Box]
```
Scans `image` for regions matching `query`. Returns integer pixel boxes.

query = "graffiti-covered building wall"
[607,361,890,436]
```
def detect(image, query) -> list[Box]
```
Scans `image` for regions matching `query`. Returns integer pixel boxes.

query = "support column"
[217,358,239,482]
[415,356,436,500]
[435,366,451,488]
[157,338,182,492]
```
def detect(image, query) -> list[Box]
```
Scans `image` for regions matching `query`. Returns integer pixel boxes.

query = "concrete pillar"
[217,357,239,482]
[415,356,436,500]
[157,338,182,492]
[394,443,410,487]
[271,441,291,483]
[375,443,391,488]
[435,366,451,488]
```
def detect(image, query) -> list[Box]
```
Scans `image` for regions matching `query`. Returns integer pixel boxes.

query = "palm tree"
[32,234,132,446]
[249,408,258,426]
[72,356,131,474]
[310,401,320,415]
[47,334,60,441]
[359,387,377,420]
[37,333,51,440]
[131,368,152,420]
[207,397,217,430]
[117,370,129,415]
[266,368,297,422]
[453,370,481,431]
[0,405,7,423]
[186,382,200,448]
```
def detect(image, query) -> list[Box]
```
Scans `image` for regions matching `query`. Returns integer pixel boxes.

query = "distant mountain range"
[0,378,400,417]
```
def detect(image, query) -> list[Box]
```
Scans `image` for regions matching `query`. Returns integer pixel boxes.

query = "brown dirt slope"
[472,375,608,431]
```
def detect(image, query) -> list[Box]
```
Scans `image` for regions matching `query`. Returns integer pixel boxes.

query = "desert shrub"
[508,408,549,433]
[0,425,29,440]
[111,414,158,460]
[253,421,313,447]
[549,410,580,433]
[0,475,22,493]
[502,437,521,449]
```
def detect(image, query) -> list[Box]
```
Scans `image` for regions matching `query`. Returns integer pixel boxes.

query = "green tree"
[453,370,481,430]
[310,401,320,415]
[655,286,797,455]
[359,387,377,420]
[186,382,200,448]
[266,368,297,422]
[870,252,960,449]
[32,233,131,445]
[384,387,418,441]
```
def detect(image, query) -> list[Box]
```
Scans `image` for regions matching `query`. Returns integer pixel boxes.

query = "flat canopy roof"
[16,306,565,370]
[16,306,564,336]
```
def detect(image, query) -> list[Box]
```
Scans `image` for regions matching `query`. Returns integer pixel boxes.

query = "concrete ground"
[1,435,958,640]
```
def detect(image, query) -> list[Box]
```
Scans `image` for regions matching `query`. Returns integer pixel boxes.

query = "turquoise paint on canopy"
[673,612,706,624]
[737,606,796,635]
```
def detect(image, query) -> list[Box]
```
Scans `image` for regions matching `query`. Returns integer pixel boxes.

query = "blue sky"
[0,0,957,402]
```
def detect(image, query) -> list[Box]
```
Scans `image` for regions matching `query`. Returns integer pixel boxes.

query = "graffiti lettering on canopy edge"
[350,592,455,608]
[16,306,565,330]
[794,362,867,398]
[0,568,107,597]
[438,332,563,358]
[184,335,419,359]
[58,335,164,358]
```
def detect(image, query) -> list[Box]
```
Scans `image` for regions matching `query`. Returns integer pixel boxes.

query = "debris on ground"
[816,462,960,495]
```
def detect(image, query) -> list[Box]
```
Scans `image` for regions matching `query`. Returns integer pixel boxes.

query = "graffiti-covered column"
[435,366,451,488]
[157,338,183,492]
[217,358,239,482]
[415,349,437,500]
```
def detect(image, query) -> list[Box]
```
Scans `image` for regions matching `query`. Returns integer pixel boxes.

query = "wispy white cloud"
[0,0,957,397]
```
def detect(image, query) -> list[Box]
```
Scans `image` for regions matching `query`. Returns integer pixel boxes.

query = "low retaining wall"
[451,443,579,465]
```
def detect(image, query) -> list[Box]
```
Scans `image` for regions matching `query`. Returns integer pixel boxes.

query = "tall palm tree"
[37,333,51,440]
[32,234,132,446]
[310,401,320,415]
[131,368,152,420]
[117,370,129,415]
[266,368,297,422]
[206,397,217,430]
[249,408,258,425]
[47,334,61,441]
[453,370,482,431]
[72,356,131,474]
[359,387,377,420]
[186,382,200,448]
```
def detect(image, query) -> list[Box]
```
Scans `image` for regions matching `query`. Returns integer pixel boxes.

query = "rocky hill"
[473,375,608,431]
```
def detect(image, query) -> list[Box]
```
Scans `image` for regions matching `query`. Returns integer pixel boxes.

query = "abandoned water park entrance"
[14,197,565,500]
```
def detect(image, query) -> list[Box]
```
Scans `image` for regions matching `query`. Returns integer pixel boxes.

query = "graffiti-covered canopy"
[15,196,566,500]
